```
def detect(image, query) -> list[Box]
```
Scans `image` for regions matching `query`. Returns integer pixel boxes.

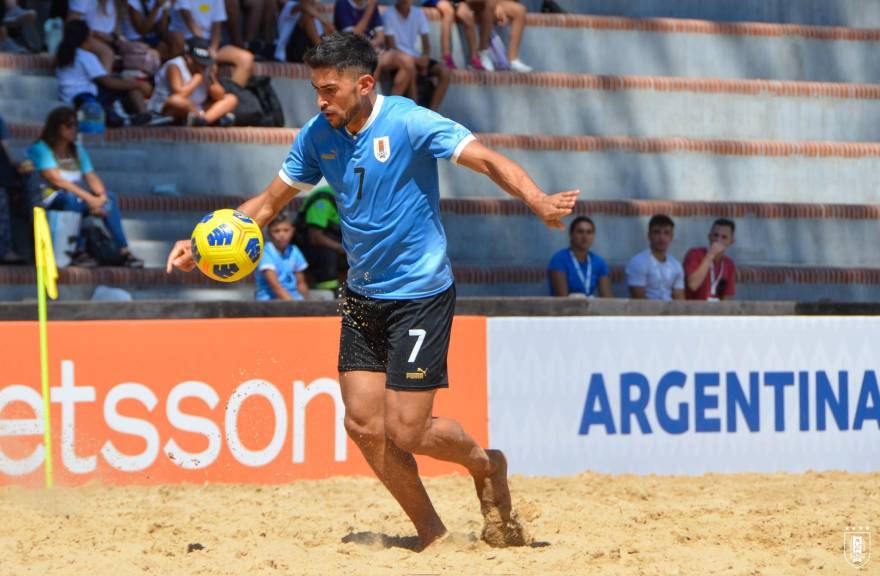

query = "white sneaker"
[509,58,533,73]
[478,49,495,72]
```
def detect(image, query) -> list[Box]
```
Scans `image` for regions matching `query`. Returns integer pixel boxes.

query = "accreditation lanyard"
[709,258,725,298]
[569,250,593,295]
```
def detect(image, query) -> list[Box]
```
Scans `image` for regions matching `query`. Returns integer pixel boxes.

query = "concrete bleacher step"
[115,196,880,271]
[9,124,880,204]
[262,64,880,141]
[0,263,878,301]
[9,56,880,142]
[458,13,880,82]
[539,0,880,29]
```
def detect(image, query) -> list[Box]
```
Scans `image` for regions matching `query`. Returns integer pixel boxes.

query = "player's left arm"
[456,140,579,230]
[237,175,303,228]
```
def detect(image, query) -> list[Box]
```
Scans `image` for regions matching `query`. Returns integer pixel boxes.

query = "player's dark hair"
[304,32,378,75]
[712,218,736,234]
[648,214,675,231]
[270,211,293,227]
[569,216,595,235]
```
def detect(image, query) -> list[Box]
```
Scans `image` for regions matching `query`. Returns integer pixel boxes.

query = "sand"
[1,471,877,575]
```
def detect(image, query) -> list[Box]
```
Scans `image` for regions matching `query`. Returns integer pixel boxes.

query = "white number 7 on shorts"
[407,329,426,363]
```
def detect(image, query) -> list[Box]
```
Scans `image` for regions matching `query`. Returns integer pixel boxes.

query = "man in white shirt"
[383,0,450,110]
[173,0,253,86]
[625,214,685,301]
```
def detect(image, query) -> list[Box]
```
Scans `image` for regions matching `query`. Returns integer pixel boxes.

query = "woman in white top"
[56,20,153,122]
[149,36,237,125]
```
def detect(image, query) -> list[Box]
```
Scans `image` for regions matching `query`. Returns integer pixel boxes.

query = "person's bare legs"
[384,387,528,547]
[241,0,264,44]
[455,1,479,60]
[379,49,415,98]
[502,0,526,61]
[216,44,254,86]
[89,35,115,73]
[435,0,453,58]
[468,0,495,50]
[427,62,450,111]
[340,371,448,547]
[224,0,244,47]
[161,94,197,124]
[203,93,238,123]
[125,88,148,114]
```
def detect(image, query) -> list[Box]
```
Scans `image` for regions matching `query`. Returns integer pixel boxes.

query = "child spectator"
[383,0,450,110]
[56,20,156,126]
[148,36,238,125]
[334,0,415,98]
[172,0,254,87]
[548,216,612,298]
[27,106,144,268]
[275,0,333,63]
[625,214,685,301]
[683,218,737,301]
[421,0,483,70]
[256,211,309,300]
[126,0,185,61]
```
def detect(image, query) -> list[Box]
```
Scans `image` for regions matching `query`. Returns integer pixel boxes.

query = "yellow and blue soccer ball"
[191,209,263,282]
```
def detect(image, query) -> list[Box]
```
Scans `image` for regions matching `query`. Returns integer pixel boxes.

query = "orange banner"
[0,317,487,486]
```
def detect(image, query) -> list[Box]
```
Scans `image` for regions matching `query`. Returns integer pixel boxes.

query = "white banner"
[487,317,880,475]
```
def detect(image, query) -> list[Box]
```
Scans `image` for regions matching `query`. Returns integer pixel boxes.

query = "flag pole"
[33,207,55,489]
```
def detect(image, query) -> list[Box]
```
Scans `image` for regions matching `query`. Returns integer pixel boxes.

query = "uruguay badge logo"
[373,136,391,163]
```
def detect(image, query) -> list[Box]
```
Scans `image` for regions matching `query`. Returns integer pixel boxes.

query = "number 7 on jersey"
[354,167,365,199]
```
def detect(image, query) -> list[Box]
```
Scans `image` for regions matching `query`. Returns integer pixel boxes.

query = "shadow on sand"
[341,531,552,551]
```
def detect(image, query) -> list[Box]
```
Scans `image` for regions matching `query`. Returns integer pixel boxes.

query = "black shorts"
[338,285,456,390]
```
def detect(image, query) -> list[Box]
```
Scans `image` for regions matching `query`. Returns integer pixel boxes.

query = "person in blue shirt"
[548,216,612,298]
[255,212,310,300]
[166,31,577,549]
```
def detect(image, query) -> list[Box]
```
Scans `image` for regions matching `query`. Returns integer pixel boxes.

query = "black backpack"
[82,217,126,266]
[220,75,285,127]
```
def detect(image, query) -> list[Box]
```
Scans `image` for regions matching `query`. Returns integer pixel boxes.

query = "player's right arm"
[167,120,321,274]
[165,176,304,273]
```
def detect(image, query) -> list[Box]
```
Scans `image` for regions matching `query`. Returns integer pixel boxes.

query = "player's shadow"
[341,531,552,551]
[341,531,422,551]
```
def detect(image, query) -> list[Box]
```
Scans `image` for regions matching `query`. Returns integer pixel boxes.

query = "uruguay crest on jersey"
[373,136,391,162]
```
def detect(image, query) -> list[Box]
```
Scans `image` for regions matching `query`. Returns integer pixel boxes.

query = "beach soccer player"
[166,31,578,548]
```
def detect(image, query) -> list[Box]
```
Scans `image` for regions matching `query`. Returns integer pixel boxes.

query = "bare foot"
[473,449,529,547]
[416,521,448,551]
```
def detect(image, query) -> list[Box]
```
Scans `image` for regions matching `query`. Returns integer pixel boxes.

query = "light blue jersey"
[280,95,474,299]
[255,242,309,300]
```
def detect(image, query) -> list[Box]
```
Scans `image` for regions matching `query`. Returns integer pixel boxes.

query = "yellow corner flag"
[34,207,58,299]
[33,207,58,488]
